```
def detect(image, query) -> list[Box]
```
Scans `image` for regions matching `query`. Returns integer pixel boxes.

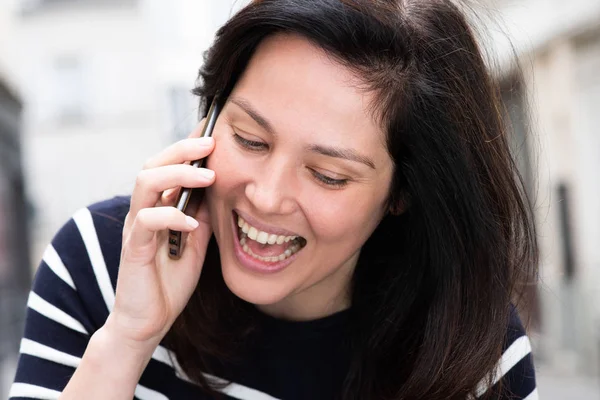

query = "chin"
[220,258,292,306]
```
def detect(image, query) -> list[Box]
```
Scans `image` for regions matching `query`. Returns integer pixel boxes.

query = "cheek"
[206,137,247,193]
[305,191,385,248]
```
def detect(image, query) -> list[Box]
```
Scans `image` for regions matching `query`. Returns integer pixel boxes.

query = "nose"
[245,160,297,216]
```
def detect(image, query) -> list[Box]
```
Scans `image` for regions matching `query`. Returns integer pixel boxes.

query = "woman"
[10,0,538,399]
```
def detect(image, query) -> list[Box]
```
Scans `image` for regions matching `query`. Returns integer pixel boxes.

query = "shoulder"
[56,195,130,248]
[502,306,537,397]
[52,196,130,276]
[11,197,137,394]
[36,196,131,328]
[87,195,131,225]
[52,196,130,245]
[478,306,537,399]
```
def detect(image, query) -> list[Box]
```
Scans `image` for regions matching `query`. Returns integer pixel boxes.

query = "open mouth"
[233,211,307,264]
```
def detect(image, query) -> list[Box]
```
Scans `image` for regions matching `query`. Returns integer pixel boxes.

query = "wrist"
[86,321,159,384]
[102,311,167,350]
[59,321,158,399]
[100,315,163,357]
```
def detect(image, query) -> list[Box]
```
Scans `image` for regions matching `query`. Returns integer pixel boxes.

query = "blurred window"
[53,56,85,124]
[0,181,8,284]
[21,0,137,14]
[501,77,540,331]
[502,78,534,195]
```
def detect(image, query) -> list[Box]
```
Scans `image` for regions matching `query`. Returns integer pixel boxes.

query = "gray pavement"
[537,370,600,399]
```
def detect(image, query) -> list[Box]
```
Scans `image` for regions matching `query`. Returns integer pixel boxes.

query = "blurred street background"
[1,0,599,398]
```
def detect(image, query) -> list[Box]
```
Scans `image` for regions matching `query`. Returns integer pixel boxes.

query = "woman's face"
[205,34,394,320]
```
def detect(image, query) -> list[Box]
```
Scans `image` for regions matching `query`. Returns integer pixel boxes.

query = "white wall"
[489,0,600,67]
[16,4,163,259]
[12,0,245,262]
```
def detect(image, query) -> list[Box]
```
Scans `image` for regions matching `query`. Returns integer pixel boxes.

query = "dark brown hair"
[165,1,538,399]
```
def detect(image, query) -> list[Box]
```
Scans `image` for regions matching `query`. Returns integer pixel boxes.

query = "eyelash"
[311,171,349,188]
[232,133,349,188]
[233,132,267,151]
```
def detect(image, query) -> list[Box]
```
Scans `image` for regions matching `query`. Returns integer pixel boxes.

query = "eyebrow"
[307,144,376,169]
[229,96,376,169]
[230,97,275,135]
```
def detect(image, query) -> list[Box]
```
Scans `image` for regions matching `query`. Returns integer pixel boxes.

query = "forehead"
[230,33,389,162]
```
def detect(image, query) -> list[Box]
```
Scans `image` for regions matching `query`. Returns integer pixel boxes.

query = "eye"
[310,169,349,188]
[233,132,268,151]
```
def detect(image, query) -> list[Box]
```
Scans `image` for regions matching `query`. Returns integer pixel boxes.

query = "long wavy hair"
[165,1,538,399]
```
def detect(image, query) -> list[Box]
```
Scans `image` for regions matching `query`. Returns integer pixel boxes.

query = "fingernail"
[198,169,215,179]
[196,137,214,146]
[186,216,199,229]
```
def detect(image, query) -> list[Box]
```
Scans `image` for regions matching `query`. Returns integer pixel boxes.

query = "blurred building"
[9,0,247,262]
[1,2,31,397]
[0,74,31,400]
[491,0,600,382]
[1,1,248,396]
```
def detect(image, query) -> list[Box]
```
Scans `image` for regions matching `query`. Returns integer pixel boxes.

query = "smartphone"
[168,96,222,259]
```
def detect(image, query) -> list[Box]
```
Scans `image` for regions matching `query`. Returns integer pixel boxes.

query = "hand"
[106,120,216,347]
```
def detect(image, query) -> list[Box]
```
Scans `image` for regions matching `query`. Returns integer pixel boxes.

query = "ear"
[389,203,403,216]
[388,193,409,216]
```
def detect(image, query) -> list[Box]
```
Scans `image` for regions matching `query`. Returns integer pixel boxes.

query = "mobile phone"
[168,97,222,259]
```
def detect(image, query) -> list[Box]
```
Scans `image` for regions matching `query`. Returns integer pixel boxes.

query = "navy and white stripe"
[10,196,537,399]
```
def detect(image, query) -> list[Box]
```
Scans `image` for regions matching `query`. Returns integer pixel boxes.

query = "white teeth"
[236,215,301,246]
[256,231,269,244]
[247,226,258,240]
[267,234,278,245]
[237,231,302,263]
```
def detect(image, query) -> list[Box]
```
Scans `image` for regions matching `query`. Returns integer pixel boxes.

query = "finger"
[163,221,211,276]
[188,119,208,138]
[160,187,180,207]
[123,207,199,263]
[143,136,214,170]
[143,118,211,169]
[166,199,212,265]
[130,165,215,221]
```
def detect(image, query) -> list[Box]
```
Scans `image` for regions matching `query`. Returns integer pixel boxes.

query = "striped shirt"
[10,196,538,399]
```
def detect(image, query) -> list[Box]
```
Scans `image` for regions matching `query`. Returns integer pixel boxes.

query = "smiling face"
[205,33,394,320]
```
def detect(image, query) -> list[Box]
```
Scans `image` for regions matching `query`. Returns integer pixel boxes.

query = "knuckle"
[135,169,151,189]
[173,139,195,159]
[174,139,188,152]
[123,237,156,263]
[142,156,156,170]
[135,208,151,227]
[164,206,180,220]
[123,213,132,230]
